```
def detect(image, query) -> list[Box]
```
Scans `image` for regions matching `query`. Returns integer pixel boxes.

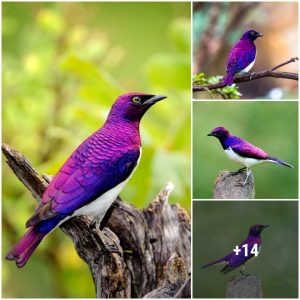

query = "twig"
[270,57,298,71]
[193,57,298,92]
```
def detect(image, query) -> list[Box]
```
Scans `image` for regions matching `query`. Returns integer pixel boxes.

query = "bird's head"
[107,92,166,123]
[241,30,263,41]
[207,127,230,140]
[249,224,269,236]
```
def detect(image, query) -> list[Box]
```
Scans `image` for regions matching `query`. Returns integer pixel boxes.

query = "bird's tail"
[6,227,46,268]
[269,157,294,168]
[202,257,226,269]
[222,73,234,86]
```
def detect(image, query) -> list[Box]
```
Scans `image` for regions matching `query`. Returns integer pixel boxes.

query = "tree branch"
[2,143,191,298]
[193,57,298,92]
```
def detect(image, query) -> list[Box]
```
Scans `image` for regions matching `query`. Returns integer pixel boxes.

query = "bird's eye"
[132,96,141,103]
[251,31,255,35]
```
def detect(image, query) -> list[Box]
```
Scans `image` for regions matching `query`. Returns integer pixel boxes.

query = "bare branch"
[193,57,298,92]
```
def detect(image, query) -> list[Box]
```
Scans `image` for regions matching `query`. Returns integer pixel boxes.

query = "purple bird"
[203,224,269,275]
[208,127,293,185]
[222,30,263,86]
[6,92,166,268]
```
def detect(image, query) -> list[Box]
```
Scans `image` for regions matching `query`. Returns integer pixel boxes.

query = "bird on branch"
[222,30,263,86]
[208,127,293,185]
[6,92,166,268]
[202,224,269,275]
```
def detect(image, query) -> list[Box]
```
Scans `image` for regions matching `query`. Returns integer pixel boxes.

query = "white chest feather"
[73,148,142,220]
[224,147,265,168]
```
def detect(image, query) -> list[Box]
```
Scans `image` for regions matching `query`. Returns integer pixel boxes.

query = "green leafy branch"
[193,73,242,99]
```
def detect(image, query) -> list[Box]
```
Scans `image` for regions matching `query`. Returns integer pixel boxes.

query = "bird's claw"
[230,167,246,176]
[90,217,103,231]
[249,72,255,80]
[89,219,97,230]
[102,243,121,255]
[94,243,121,264]
[239,269,251,276]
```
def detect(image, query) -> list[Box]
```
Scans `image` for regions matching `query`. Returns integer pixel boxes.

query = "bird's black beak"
[207,132,214,137]
[145,95,167,105]
[261,224,269,231]
[256,32,263,38]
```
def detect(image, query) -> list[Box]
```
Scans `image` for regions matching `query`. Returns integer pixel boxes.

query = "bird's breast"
[240,54,256,73]
[224,147,265,168]
[73,147,142,220]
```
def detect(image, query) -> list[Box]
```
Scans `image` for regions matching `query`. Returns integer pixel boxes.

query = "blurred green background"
[2,2,190,297]
[193,101,298,199]
[193,201,298,298]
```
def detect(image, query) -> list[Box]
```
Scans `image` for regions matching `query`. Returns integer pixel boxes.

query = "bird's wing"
[226,41,256,74]
[26,145,140,227]
[230,136,269,160]
[221,239,260,274]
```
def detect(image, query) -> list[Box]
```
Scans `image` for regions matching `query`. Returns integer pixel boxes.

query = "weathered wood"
[143,253,189,298]
[226,275,263,298]
[2,143,191,298]
[213,169,255,199]
[175,278,191,298]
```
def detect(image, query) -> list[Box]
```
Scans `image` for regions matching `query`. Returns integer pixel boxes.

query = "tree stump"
[2,144,191,298]
[213,170,255,199]
[226,275,263,298]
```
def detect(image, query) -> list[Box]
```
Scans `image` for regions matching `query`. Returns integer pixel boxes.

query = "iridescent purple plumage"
[223,30,263,86]
[203,224,269,274]
[208,126,293,168]
[6,92,166,267]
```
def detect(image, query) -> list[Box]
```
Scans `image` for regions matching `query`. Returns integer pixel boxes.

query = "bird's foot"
[230,167,246,176]
[249,72,255,80]
[100,243,121,256]
[239,269,251,276]
[94,237,122,264]
[242,168,252,186]
[94,243,121,265]
[89,218,101,230]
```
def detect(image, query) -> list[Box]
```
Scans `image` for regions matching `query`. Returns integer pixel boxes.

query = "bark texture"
[2,143,191,298]
[226,275,263,298]
[213,170,255,199]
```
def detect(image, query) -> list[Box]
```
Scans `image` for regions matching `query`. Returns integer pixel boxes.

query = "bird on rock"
[6,92,166,267]
[222,30,263,86]
[203,224,269,275]
[208,127,293,185]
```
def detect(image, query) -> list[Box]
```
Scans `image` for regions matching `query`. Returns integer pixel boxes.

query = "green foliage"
[193,73,242,99]
[2,2,190,297]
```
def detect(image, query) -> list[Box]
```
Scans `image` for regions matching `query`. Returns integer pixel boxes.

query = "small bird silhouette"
[208,127,293,185]
[6,92,166,267]
[203,224,269,275]
[223,30,263,86]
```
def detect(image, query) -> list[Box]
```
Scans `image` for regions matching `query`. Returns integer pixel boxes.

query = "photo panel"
[193,101,298,199]
[2,2,191,298]
[192,2,298,100]
[193,200,298,298]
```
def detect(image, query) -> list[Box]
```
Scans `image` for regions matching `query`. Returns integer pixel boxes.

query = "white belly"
[224,147,265,168]
[73,148,142,221]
